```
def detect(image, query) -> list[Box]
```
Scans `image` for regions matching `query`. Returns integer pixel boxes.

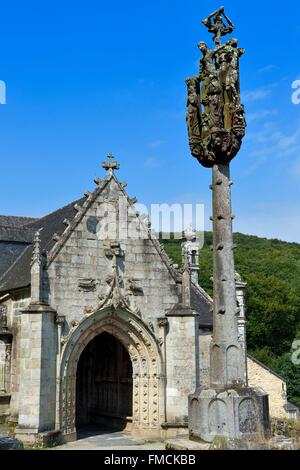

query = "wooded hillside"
[162,232,300,408]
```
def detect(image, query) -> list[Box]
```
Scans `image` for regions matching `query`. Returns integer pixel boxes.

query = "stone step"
[165,436,210,451]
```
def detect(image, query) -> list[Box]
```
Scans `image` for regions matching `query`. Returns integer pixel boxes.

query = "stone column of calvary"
[186,7,270,443]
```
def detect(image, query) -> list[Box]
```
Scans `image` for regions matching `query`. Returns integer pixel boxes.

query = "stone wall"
[17,307,57,432]
[198,332,289,419]
[46,178,179,331]
[0,293,31,423]
[247,356,288,419]
[198,329,211,387]
[0,174,217,440]
[165,315,200,425]
[44,176,196,433]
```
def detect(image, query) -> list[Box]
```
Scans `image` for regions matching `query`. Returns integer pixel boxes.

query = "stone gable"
[46,173,179,330]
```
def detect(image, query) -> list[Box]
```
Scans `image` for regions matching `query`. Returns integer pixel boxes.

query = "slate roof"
[0,199,85,292]
[0,242,30,279]
[0,216,37,278]
[0,174,212,326]
[0,227,34,244]
[0,216,37,228]
[284,402,299,412]
[191,285,212,326]
[165,290,212,328]
[0,216,39,243]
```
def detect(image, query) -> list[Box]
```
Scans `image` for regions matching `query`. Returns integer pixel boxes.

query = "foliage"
[161,231,300,406]
[245,273,300,355]
[273,352,300,409]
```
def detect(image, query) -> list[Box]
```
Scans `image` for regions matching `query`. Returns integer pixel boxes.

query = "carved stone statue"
[198,41,216,116]
[185,77,201,158]
[206,72,224,130]
[0,305,8,331]
[216,38,245,129]
[186,8,270,445]
[202,6,235,47]
[185,8,246,168]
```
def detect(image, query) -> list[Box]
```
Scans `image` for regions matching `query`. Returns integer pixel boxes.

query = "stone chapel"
[0,156,294,447]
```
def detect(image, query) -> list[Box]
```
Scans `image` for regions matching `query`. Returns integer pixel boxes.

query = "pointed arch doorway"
[76,331,133,431]
[60,309,164,442]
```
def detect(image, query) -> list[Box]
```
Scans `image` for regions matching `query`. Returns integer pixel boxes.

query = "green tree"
[248,347,277,369]
[273,352,300,409]
[245,274,300,356]
[162,231,300,405]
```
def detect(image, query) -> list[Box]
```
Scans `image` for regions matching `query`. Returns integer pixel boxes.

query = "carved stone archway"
[59,307,165,441]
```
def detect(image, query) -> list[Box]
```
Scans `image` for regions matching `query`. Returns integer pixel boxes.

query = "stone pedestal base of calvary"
[189,386,269,444]
[185,7,270,444]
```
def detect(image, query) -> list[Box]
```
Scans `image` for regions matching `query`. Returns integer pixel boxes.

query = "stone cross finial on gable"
[102,152,120,172]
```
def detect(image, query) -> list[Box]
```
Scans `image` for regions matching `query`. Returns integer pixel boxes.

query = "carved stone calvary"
[186,7,270,444]
[186,6,246,169]
[85,241,141,317]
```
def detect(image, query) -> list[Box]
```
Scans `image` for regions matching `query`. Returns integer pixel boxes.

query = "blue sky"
[0,0,300,242]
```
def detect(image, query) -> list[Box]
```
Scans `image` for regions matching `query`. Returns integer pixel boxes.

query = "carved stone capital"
[56,315,66,326]
[157,318,169,329]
